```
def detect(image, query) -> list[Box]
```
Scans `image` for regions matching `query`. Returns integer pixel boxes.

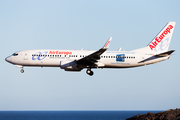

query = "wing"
[76,37,112,67]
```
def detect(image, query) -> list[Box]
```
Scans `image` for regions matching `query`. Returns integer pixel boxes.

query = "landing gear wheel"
[89,71,94,76]
[20,69,24,73]
[86,69,94,76]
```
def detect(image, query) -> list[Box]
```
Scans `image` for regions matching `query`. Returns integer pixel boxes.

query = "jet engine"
[60,60,82,71]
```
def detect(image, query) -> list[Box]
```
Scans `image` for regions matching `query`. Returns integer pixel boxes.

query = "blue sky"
[0,0,180,110]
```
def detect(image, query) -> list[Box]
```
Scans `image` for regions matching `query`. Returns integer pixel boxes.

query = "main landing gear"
[86,68,94,76]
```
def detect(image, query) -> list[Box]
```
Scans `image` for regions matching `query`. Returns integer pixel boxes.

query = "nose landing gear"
[15,65,24,73]
[86,68,94,76]
[20,68,24,73]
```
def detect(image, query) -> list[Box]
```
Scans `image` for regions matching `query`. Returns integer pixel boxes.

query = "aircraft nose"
[5,56,11,63]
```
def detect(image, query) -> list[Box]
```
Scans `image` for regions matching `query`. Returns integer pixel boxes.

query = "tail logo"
[149,25,173,50]
[154,38,170,52]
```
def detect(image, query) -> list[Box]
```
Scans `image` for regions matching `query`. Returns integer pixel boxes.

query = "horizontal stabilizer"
[155,50,175,57]
[138,50,175,63]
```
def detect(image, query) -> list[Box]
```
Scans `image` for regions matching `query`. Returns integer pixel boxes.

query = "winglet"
[103,37,112,49]
[77,37,112,64]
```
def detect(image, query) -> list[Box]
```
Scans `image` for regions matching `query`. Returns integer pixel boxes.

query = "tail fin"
[148,22,176,53]
[132,22,176,54]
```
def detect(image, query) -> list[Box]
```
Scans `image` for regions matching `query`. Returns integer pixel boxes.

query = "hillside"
[127,108,180,120]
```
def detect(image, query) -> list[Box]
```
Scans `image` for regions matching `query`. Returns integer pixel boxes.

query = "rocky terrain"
[126,108,180,120]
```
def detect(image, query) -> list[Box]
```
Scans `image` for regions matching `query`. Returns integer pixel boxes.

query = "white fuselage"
[5,49,169,69]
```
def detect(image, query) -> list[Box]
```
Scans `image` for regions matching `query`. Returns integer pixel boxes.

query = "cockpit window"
[12,53,18,56]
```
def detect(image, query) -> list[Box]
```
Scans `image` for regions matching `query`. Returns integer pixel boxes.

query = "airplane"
[5,22,176,76]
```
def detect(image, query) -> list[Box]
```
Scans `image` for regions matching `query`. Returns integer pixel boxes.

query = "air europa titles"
[49,51,72,55]
[149,25,173,50]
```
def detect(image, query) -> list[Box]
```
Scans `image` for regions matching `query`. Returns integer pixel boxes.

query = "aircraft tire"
[20,69,24,73]
[89,71,94,76]
[86,69,93,76]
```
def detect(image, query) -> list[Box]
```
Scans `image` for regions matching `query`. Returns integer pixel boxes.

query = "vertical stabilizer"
[132,22,176,54]
[148,22,176,54]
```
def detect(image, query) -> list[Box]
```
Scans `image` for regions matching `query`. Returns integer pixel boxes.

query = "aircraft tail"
[132,22,176,54]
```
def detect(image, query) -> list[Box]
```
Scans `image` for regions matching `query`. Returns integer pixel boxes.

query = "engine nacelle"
[60,60,82,71]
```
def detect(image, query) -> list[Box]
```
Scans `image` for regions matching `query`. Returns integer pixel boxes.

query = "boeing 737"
[5,22,176,76]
